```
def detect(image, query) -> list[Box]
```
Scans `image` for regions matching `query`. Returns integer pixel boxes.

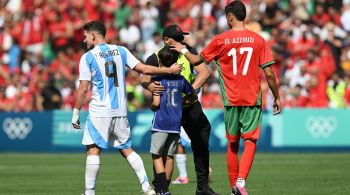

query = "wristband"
[73,108,80,115]
[72,108,80,124]
[181,48,189,55]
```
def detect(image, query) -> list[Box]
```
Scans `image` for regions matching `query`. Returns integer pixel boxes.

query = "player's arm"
[151,93,160,112]
[123,46,181,76]
[134,62,181,75]
[170,42,202,65]
[72,80,89,129]
[140,54,165,93]
[260,39,281,115]
[74,81,89,110]
[72,53,91,129]
[263,66,281,115]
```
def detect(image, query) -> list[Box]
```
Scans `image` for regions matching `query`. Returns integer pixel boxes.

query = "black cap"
[162,24,189,38]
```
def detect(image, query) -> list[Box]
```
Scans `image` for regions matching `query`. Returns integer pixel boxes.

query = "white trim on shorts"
[82,115,132,149]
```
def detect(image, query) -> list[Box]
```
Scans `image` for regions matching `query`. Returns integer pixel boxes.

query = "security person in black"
[141,24,219,195]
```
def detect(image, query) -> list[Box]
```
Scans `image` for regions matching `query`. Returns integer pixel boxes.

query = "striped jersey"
[78,43,140,117]
[151,75,194,133]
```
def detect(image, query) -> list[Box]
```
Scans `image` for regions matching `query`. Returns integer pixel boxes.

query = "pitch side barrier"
[0,109,350,152]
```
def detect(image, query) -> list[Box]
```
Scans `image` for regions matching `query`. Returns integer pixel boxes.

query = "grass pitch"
[0,153,349,195]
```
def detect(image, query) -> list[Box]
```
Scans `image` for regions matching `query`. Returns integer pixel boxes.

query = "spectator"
[0,0,350,111]
[114,0,131,29]
[41,76,62,110]
[327,72,346,108]
[140,1,159,41]
[345,74,350,106]
[142,32,163,62]
[284,84,309,108]
[119,19,141,50]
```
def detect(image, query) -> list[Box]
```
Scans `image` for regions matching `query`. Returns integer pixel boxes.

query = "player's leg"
[82,115,111,195]
[224,106,240,187]
[120,147,155,194]
[233,106,262,195]
[182,102,218,195]
[112,117,154,194]
[150,131,171,194]
[84,145,101,195]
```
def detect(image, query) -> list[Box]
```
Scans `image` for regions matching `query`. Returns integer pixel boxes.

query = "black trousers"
[182,101,211,190]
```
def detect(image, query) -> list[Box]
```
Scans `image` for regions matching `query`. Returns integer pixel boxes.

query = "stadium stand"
[0,0,349,112]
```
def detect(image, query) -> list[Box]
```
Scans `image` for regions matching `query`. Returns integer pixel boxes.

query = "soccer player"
[141,24,219,195]
[150,46,197,194]
[71,21,181,195]
[170,1,281,195]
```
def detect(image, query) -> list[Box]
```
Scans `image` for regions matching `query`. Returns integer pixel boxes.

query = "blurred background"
[1,0,350,194]
[0,0,349,150]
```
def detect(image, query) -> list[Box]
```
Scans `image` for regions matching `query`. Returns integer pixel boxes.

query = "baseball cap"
[162,24,189,38]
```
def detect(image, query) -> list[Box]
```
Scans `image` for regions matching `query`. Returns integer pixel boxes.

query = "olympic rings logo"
[2,117,33,140]
[305,116,337,138]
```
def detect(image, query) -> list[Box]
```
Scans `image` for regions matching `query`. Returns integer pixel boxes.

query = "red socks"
[227,141,239,187]
[227,140,257,187]
[238,140,256,179]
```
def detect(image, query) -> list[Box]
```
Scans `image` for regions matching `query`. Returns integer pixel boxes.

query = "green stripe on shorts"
[224,106,262,136]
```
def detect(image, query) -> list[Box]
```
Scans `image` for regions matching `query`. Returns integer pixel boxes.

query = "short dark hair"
[225,0,246,21]
[158,46,179,67]
[83,21,106,37]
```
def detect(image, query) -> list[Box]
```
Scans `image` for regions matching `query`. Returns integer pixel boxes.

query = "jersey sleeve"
[182,76,194,95]
[121,46,140,69]
[199,37,220,65]
[259,39,275,68]
[78,53,91,81]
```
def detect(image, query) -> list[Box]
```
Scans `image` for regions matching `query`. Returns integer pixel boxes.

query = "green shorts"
[224,106,262,142]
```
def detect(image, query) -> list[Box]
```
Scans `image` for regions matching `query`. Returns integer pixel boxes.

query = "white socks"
[176,154,187,178]
[236,178,246,188]
[126,152,151,192]
[85,155,100,195]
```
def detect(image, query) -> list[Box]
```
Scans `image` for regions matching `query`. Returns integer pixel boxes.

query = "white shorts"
[82,115,131,149]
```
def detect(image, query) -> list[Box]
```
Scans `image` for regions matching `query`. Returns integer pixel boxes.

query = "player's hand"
[72,108,81,129]
[273,98,281,115]
[169,63,182,74]
[153,91,161,96]
[148,81,164,94]
[170,42,186,53]
[182,92,198,106]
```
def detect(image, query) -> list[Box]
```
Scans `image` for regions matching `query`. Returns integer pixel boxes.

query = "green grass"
[0,153,350,195]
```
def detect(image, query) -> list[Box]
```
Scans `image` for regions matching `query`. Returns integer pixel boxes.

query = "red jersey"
[200,29,274,106]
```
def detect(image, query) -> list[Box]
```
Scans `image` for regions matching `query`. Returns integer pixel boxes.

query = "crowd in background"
[0,0,350,112]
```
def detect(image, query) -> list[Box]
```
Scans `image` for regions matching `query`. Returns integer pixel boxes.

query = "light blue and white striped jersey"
[78,44,140,117]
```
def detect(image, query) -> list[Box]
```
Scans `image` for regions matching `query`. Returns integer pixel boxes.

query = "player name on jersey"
[166,81,179,87]
[95,49,120,59]
[224,37,255,45]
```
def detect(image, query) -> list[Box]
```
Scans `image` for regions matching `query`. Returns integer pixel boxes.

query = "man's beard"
[87,44,93,50]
